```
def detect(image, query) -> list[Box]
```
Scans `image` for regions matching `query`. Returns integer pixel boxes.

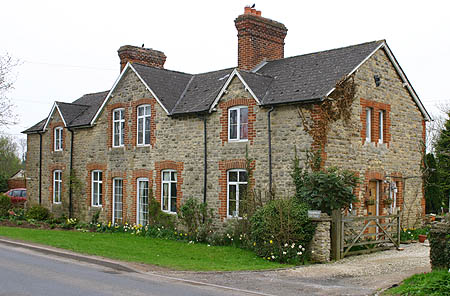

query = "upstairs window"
[113,108,125,147]
[53,170,62,204]
[365,107,372,143]
[228,106,248,141]
[137,105,151,146]
[227,169,248,218]
[91,170,102,207]
[161,170,177,213]
[54,127,63,151]
[379,110,384,144]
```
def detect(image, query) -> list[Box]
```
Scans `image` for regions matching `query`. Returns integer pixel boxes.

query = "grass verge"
[0,226,288,271]
[383,269,450,296]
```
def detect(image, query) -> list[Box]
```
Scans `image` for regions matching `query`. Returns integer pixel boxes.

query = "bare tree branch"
[0,53,19,126]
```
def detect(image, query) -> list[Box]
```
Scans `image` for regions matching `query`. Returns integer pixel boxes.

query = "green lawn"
[383,269,450,296]
[0,226,288,271]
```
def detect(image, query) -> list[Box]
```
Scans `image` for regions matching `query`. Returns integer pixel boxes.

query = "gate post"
[331,209,342,260]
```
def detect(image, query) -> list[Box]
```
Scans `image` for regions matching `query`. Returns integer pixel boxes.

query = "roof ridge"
[132,62,193,76]
[237,69,274,79]
[264,40,383,66]
[56,101,90,107]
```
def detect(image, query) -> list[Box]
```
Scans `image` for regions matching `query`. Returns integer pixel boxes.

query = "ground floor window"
[91,170,102,207]
[53,170,62,204]
[113,178,123,224]
[137,178,149,225]
[161,170,177,213]
[227,169,247,217]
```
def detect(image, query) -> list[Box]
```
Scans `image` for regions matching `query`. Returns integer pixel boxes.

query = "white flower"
[271,255,275,259]
[297,252,302,255]
[283,251,287,255]
[207,244,211,247]
[284,243,288,247]
[302,248,305,252]
[299,245,302,249]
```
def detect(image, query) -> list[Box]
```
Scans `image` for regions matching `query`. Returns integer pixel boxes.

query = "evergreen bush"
[25,205,50,221]
[250,198,316,263]
[0,193,12,218]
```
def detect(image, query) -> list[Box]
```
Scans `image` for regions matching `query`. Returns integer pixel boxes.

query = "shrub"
[292,154,359,214]
[26,205,50,221]
[250,198,316,263]
[178,197,213,242]
[0,194,12,218]
[429,217,450,270]
[148,193,175,229]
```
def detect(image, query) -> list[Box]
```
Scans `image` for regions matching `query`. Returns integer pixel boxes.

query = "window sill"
[53,202,62,205]
[162,210,177,215]
[91,205,103,208]
[228,139,248,143]
[136,144,151,148]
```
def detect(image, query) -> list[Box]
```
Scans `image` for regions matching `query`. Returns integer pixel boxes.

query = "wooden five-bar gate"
[331,210,401,260]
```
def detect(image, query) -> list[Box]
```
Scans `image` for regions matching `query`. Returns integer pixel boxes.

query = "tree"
[435,112,450,211]
[423,153,443,213]
[0,54,18,126]
[0,135,22,192]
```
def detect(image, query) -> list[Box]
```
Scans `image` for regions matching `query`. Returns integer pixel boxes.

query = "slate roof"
[24,39,428,133]
[22,91,108,133]
[257,40,382,104]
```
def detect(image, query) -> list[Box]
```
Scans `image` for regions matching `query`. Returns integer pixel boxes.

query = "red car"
[4,188,27,205]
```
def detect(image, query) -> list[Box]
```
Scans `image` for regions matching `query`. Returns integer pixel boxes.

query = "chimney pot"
[251,8,256,14]
[117,45,166,72]
[244,6,251,14]
[256,10,261,16]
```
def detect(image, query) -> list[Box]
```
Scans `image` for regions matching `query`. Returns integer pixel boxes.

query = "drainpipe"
[38,132,42,205]
[203,115,207,205]
[268,106,275,194]
[68,128,74,218]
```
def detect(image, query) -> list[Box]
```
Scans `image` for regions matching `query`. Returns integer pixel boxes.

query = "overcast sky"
[2,0,449,144]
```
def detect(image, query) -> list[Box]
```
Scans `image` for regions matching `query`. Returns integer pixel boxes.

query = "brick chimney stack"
[118,45,167,72]
[235,7,288,70]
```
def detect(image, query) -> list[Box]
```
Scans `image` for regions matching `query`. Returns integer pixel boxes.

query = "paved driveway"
[158,243,430,296]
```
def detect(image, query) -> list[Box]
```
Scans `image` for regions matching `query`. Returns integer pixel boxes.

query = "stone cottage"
[23,7,430,227]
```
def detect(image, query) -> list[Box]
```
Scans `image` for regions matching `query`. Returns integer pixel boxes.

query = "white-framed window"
[91,170,102,207]
[112,178,123,224]
[227,169,248,218]
[54,127,63,151]
[113,108,125,147]
[137,105,151,146]
[228,106,248,141]
[53,170,62,204]
[137,178,149,225]
[161,170,177,213]
[365,107,372,142]
[378,110,384,144]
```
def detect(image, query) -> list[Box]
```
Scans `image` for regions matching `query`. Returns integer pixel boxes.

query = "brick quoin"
[219,98,257,145]
[218,159,255,220]
[108,171,127,223]
[107,102,130,149]
[48,163,66,204]
[235,7,287,70]
[131,98,157,148]
[86,163,107,209]
[154,161,184,212]
[310,104,328,166]
[49,122,66,151]
[360,98,391,146]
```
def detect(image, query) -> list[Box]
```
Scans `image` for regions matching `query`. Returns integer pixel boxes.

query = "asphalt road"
[0,243,260,296]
